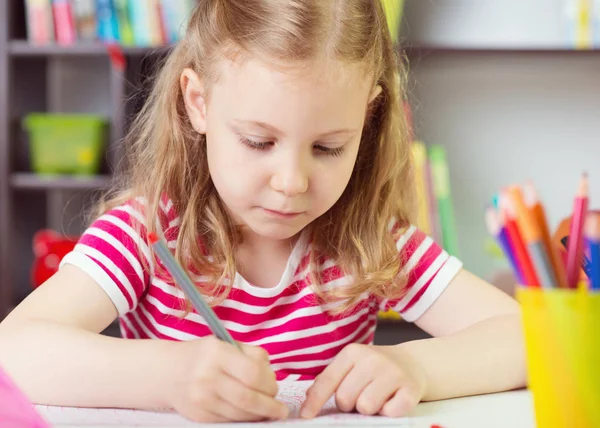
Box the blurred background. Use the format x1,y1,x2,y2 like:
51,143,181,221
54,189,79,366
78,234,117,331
0,0,599,341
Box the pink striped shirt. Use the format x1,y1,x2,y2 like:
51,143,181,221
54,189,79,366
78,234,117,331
60,199,462,381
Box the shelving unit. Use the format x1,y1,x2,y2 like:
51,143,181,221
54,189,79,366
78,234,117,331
0,0,170,317
1,0,599,320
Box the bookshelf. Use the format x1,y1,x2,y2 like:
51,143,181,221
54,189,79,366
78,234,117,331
1,0,599,321
0,0,174,317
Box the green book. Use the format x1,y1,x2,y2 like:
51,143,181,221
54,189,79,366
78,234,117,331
428,145,460,257
114,0,135,46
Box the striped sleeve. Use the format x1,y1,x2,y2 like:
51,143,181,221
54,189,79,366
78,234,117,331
380,225,463,322
59,201,154,316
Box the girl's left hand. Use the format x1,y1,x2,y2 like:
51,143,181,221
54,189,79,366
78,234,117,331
300,344,428,418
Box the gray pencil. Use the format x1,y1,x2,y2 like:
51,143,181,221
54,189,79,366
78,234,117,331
148,232,240,349
528,241,558,289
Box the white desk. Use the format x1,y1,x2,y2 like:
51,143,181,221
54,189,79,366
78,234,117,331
38,389,535,428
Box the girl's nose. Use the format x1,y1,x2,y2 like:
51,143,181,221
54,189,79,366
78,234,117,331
270,155,309,197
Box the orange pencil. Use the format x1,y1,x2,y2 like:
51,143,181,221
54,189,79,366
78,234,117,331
500,193,541,287
508,186,558,288
523,181,568,288
566,173,589,289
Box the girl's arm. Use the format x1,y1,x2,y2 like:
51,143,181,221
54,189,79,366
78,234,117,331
398,269,526,400
0,264,287,423
0,264,176,409
301,269,526,418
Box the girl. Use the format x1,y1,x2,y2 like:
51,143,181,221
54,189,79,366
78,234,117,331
0,0,526,423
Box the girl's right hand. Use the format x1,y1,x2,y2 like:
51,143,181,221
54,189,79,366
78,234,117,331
168,336,289,423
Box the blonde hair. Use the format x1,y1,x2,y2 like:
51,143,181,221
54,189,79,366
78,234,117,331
98,0,415,312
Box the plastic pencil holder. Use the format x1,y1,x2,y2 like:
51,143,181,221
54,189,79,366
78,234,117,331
516,286,600,428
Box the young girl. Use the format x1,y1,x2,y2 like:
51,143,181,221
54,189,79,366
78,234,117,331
0,0,526,423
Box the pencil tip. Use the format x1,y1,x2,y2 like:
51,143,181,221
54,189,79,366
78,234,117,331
578,172,589,196
147,232,159,244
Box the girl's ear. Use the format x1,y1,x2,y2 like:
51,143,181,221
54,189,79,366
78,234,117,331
180,68,208,134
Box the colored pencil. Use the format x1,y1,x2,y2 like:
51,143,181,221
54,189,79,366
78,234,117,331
585,214,600,291
147,232,240,349
566,173,589,289
499,193,540,287
560,236,592,280
508,186,558,288
524,181,568,288
485,205,524,284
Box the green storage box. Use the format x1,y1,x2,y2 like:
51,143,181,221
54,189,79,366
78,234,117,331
23,113,107,176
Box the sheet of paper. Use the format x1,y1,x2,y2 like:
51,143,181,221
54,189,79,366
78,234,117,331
36,381,415,427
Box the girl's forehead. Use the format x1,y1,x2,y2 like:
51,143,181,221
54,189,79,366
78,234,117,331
213,54,374,94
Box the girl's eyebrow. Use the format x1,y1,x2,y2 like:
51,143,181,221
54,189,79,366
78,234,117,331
230,119,358,138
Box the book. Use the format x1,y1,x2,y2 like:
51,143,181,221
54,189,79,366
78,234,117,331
72,0,97,41
24,0,55,44
51,0,77,45
96,0,119,43
429,145,460,257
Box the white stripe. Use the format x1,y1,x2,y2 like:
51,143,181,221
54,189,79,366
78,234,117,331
392,251,449,312
151,277,185,299
164,199,173,213
269,316,373,360
284,374,301,381
120,315,140,339
168,218,181,228
60,251,130,316
73,243,138,307
86,227,144,284
387,217,397,231
114,205,146,229
129,310,159,339
402,257,463,322
101,210,152,269
246,306,370,346
401,236,435,275
139,300,199,341
217,286,314,315
271,357,334,371
395,225,417,252
146,290,329,334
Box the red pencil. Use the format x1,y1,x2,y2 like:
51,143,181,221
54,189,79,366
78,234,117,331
566,173,589,288
500,193,541,287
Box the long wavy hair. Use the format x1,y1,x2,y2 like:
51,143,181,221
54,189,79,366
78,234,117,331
97,0,415,312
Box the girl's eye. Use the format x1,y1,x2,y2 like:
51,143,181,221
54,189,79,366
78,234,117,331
240,137,273,150
240,137,345,157
314,145,345,157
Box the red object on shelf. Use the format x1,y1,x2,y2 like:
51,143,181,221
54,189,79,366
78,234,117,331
31,229,79,288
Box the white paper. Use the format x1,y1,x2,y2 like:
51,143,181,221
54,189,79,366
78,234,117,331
36,381,414,427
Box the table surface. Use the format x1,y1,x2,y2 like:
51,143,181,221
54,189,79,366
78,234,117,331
37,389,536,428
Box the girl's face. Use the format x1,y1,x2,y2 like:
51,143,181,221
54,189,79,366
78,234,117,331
182,57,378,243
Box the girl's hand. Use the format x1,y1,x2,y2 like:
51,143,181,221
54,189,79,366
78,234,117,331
168,336,289,423
300,344,428,418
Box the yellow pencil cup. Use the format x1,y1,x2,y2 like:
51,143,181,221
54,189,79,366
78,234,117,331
517,286,600,428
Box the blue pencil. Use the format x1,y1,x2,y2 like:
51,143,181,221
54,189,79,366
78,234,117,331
585,215,600,291
486,206,524,283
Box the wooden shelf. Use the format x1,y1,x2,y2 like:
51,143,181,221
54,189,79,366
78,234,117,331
10,173,112,190
9,40,172,57
403,44,600,56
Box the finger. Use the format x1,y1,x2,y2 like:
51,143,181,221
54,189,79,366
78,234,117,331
220,345,278,397
210,393,270,422
355,375,402,416
216,372,289,421
379,387,420,418
240,344,271,364
334,364,375,413
300,353,355,418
